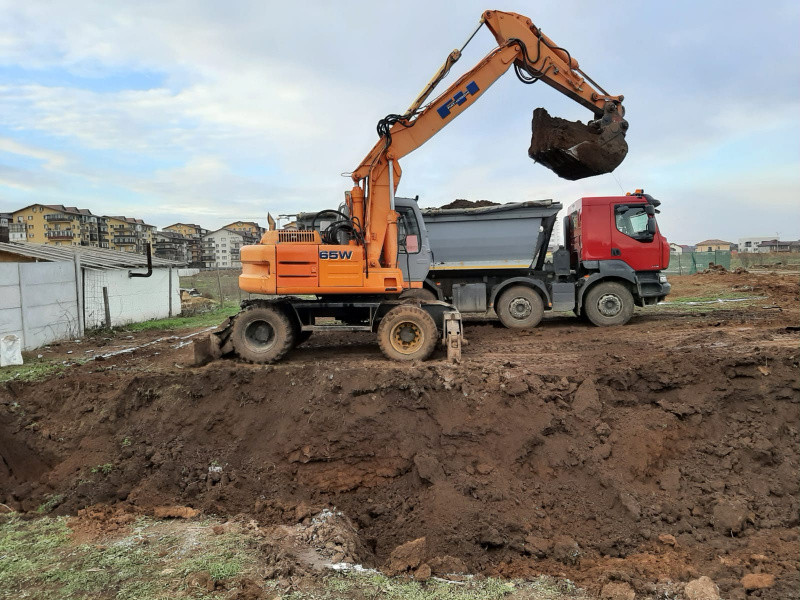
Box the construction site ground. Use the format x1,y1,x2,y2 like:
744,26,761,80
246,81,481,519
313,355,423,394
1,271,798,600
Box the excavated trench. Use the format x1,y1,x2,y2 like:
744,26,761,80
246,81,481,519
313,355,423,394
2,322,798,598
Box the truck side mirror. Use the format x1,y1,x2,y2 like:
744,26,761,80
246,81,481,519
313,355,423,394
647,217,657,235
645,205,655,216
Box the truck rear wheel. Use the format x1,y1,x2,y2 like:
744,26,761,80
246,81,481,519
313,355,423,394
583,281,634,326
377,305,438,361
231,305,296,363
496,285,544,329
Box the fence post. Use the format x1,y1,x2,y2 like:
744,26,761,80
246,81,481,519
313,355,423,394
102,286,111,328
168,266,173,318
17,263,29,350
73,254,84,337
216,269,224,304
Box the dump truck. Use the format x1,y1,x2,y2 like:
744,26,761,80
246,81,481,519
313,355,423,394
391,190,671,327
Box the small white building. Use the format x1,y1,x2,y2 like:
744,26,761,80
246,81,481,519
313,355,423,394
738,236,775,253
201,228,247,269
0,242,181,350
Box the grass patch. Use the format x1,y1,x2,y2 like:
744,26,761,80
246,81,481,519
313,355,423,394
0,515,260,600
120,302,239,333
36,494,65,515
0,359,67,384
0,515,71,593
282,570,587,600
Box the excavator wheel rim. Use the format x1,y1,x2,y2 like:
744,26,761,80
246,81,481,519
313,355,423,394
377,305,438,362
244,319,277,351
230,304,296,364
390,320,424,355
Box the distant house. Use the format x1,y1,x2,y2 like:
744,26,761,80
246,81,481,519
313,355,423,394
695,239,732,252
758,239,800,253
739,236,775,253
669,243,695,254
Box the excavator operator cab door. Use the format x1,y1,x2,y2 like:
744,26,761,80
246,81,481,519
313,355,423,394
395,198,432,285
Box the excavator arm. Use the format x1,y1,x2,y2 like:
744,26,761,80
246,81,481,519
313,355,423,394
348,10,629,272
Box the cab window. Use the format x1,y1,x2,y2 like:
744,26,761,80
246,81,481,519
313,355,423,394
615,205,651,241
397,207,420,253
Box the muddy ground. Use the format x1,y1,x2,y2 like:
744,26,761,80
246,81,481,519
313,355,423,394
1,272,798,599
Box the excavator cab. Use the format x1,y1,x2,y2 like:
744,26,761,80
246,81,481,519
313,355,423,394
529,103,628,180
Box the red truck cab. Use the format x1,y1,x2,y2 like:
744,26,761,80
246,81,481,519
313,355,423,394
564,189,671,319
567,190,669,271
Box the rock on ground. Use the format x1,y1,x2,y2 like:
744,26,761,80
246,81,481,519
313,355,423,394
684,576,720,600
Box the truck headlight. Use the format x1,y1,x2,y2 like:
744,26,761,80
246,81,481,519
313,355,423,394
659,274,668,283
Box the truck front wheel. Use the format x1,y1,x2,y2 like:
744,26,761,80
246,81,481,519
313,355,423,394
377,305,438,361
583,282,634,326
496,285,544,329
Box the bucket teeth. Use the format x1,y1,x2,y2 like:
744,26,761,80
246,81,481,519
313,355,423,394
529,108,628,180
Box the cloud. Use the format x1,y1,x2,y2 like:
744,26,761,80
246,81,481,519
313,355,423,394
0,0,796,241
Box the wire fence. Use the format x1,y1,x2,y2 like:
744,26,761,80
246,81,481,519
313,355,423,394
665,251,731,275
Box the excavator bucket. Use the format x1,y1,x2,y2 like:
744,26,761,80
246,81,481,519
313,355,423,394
528,106,628,180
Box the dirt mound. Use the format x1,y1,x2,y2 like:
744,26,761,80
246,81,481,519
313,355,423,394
438,199,500,209
2,332,798,597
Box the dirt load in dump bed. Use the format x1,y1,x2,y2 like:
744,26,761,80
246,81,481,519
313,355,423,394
529,108,628,180
438,199,500,209
1,272,798,599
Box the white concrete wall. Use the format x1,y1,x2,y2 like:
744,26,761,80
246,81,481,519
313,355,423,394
0,261,81,350
84,267,181,328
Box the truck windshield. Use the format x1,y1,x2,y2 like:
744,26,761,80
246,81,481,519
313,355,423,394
615,205,652,241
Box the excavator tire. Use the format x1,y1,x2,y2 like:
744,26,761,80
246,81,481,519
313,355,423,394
399,288,437,301
230,304,296,363
377,305,438,362
583,281,634,327
496,285,544,329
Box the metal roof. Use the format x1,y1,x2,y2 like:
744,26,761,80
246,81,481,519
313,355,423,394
0,242,180,269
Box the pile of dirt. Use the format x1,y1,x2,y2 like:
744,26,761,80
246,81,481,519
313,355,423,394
700,263,728,274
438,199,500,209
529,108,628,180
1,336,798,597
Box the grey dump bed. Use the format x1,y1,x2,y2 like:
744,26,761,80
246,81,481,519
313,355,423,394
420,200,561,271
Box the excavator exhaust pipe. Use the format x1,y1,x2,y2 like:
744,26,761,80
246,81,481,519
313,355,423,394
529,103,629,180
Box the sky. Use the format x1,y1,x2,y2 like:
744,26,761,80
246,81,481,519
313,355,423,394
0,0,798,244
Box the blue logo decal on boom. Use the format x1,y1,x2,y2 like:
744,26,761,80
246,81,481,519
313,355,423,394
436,81,480,119
319,250,353,259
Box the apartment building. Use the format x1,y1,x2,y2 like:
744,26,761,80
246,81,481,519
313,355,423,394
0,213,10,243
11,204,108,247
153,230,190,263
202,228,247,268
164,223,209,268
221,220,264,244
105,216,156,253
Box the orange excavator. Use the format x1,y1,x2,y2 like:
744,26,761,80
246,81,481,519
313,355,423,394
199,10,629,364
